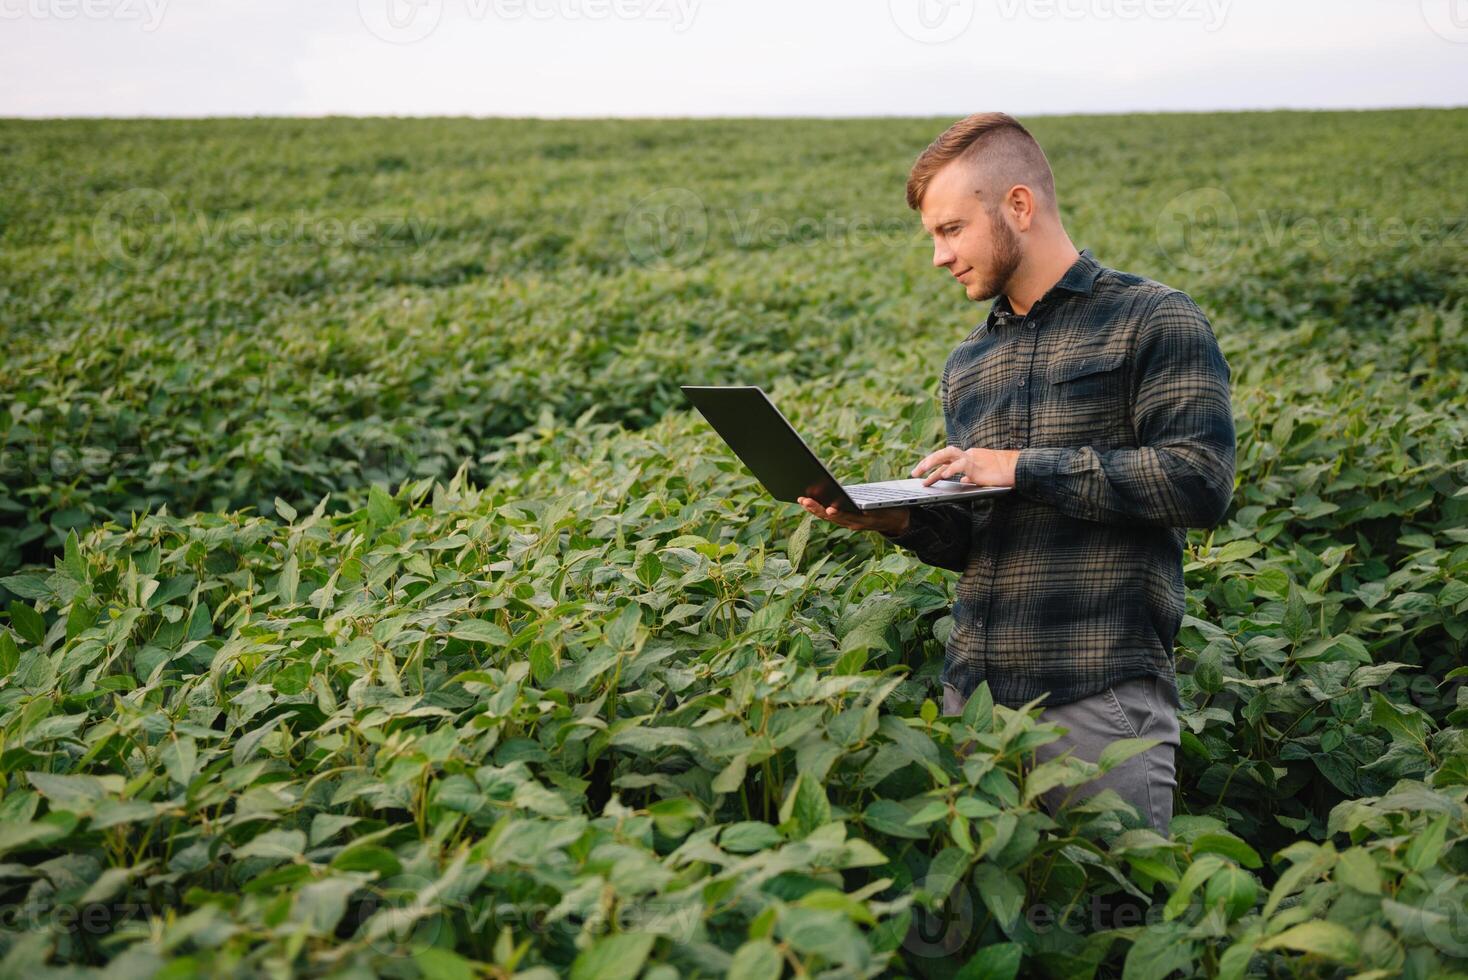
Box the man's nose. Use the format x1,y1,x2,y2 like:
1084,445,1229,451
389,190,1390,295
932,243,953,268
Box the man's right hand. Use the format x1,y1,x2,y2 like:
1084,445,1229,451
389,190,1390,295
797,496,912,537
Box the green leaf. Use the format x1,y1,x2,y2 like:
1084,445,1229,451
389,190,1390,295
1123,923,1197,980
0,630,18,678
570,932,655,980
1282,583,1311,645
777,907,866,970
779,773,831,837
235,829,306,862
961,680,994,732
605,603,643,650
957,942,1023,980
0,574,52,600
1213,540,1261,563
1193,648,1223,693
1190,832,1262,869
6,602,45,647
1203,866,1258,922
647,798,701,838
1405,813,1449,872
1370,689,1427,744
450,619,510,645
971,863,1025,934
727,939,782,980
62,530,87,584
528,640,556,685
414,947,476,980
711,752,749,794
861,800,928,840
159,736,198,787
291,877,360,935
1258,921,1359,962
720,821,781,853
367,484,399,527
788,511,813,571
1163,854,1226,921
745,596,793,637
1332,848,1380,894
331,844,402,877
1098,737,1160,773
278,553,299,604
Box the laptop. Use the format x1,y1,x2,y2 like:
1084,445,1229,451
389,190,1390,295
681,385,1012,512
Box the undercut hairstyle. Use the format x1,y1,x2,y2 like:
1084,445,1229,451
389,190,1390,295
905,112,1058,214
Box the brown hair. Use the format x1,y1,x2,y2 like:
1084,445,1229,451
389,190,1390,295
905,112,1057,212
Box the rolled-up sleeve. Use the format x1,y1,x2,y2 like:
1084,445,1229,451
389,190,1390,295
1013,290,1236,529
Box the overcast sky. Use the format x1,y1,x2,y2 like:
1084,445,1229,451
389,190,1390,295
3,0,1464,117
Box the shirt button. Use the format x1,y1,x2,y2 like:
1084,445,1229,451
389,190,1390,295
975,617,984,629
1018,379,1026,388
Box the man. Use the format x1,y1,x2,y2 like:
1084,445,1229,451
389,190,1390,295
796,112,1235,835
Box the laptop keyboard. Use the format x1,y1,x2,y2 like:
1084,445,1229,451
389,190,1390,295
845,483,920,502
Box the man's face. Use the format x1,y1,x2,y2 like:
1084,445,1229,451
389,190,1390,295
920,160,1023,303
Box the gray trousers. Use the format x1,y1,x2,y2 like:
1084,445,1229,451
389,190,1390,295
944,673,1181,834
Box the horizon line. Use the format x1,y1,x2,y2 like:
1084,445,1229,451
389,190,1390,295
3,103,1466,123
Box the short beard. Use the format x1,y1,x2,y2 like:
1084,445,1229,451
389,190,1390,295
971,209,1023,302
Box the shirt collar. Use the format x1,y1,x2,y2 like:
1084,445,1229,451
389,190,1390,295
986,248,1102,325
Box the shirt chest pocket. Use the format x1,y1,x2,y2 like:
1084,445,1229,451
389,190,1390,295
1039,348,1133,447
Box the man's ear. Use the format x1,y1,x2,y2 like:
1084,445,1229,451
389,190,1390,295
1007,185,1037,232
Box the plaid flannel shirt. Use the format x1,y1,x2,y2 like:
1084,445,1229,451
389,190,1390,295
884,249,1236,709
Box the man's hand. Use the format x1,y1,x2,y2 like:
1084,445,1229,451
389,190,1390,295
797,496,911,536
912,446,1020,488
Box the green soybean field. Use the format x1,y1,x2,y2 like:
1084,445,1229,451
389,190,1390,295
0,109,1466,978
